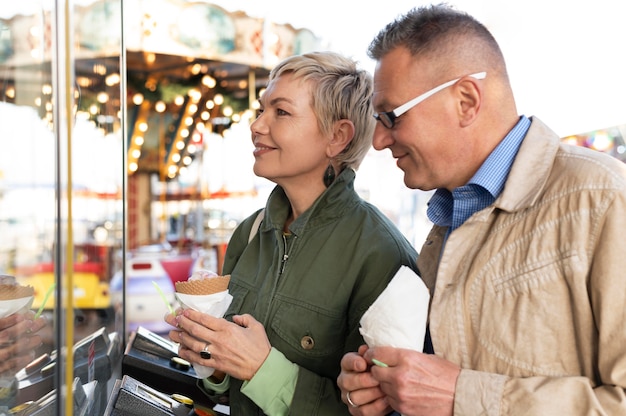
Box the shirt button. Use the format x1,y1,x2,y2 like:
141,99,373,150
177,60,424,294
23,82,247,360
300,336,315,350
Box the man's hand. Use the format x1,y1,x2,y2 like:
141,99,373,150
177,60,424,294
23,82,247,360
364,347,461,416
337,345,392,415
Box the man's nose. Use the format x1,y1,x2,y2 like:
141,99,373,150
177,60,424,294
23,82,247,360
372,123,393,151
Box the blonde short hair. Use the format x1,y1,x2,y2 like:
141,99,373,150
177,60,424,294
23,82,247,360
269,51,375,170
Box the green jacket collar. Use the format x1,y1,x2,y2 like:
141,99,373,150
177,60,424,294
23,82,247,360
261,168,359,236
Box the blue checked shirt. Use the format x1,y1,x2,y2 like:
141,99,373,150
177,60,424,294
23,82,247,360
393,118,531,416
427,116,531,231
391,117,531,416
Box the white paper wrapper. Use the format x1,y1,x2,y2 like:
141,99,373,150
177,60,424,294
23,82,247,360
0,296,34,318
175,291,233,317
359,266,430,351
175,290,233,378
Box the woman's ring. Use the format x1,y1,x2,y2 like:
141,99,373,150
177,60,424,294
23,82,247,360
200,343,211,360
346,391,358,408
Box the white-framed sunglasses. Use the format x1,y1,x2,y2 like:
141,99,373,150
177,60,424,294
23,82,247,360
374,71,487,129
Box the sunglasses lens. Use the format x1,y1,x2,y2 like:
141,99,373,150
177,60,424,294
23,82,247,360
374,113,394,129
381,113,394,129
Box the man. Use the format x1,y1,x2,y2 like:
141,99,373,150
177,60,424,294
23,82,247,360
337,4,626,415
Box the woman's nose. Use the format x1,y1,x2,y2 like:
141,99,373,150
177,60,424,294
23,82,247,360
250,113,266,135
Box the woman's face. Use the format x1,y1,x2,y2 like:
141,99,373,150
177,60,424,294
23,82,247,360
250,73,330,189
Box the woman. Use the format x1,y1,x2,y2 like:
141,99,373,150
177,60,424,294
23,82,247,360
166,51,418,415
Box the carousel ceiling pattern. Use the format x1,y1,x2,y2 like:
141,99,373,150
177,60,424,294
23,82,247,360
0,0,321,179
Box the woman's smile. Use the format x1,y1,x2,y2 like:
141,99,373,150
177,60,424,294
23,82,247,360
253,143,275,157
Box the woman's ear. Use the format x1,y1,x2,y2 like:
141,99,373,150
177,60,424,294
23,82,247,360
456,77,482,127
328,119,355,157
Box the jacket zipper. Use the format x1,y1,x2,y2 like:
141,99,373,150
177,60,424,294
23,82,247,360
280,233,296,275
263,232,297,326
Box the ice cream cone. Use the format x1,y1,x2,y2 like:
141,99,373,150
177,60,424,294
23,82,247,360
0,284,34,301
175,275,230,295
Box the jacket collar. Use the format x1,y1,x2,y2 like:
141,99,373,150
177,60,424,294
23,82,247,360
418,117,561,291
494,117,560,213
261,168,359,236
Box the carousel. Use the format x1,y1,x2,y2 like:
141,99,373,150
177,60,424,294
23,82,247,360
0,0,320,250
0,0,320,316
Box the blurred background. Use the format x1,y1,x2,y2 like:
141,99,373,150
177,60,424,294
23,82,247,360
0,1,623,412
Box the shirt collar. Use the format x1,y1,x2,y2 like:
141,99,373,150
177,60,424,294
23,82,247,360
427,115,531,227
468,115,531,198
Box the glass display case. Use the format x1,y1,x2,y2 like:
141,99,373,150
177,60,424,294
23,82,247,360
0,0,124,414
0,1,320,414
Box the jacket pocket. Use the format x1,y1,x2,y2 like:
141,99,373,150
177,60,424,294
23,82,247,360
269,299,346,374
471,253,585,377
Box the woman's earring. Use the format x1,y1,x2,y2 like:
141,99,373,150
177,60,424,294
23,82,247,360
323,163,336,187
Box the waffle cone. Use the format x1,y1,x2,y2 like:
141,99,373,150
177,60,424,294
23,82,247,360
0,284,34,300
175,275,230,295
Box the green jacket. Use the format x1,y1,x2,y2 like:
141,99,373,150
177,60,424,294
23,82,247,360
220,168,419,415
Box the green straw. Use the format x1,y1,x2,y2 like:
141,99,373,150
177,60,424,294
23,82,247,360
152,281,175,315
34,283,56,319
372,358,389,368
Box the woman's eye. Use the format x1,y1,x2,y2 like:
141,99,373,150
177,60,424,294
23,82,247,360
276,108,288,116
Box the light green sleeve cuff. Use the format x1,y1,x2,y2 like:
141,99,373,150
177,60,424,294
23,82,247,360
241,347,298,415
201,373,231,395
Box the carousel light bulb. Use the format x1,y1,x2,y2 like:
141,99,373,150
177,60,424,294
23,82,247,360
202,75,216,88
97,92,109,103
133,93,144,105
155,101,166,112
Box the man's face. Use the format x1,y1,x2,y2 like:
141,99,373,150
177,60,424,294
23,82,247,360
371,47,468,191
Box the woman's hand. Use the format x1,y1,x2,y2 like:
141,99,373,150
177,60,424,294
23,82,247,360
167,309,271,381
0,311,46,376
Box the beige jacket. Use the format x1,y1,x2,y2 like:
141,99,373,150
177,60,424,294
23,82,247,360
417,117,626,415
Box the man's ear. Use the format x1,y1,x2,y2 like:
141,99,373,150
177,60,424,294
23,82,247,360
456,77,482,127
328,119,355,157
